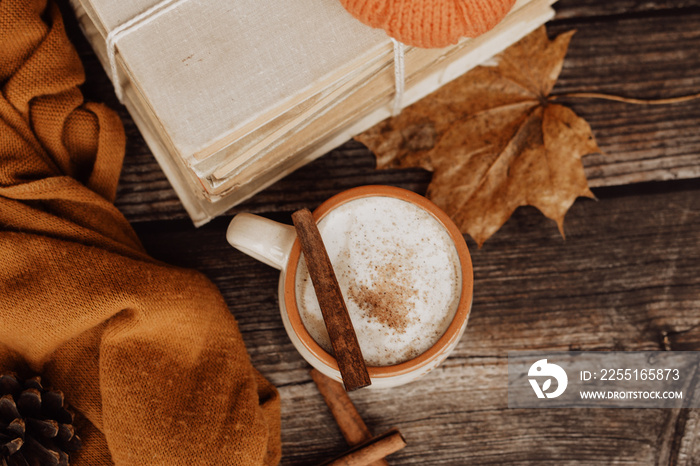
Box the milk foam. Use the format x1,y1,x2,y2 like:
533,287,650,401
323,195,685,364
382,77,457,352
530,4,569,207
295,196,462,366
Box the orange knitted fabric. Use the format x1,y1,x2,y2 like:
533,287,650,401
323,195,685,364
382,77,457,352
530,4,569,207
339,0,516,48
0,0,281,464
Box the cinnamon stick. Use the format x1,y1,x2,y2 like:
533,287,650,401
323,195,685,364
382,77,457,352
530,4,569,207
311,369,388,466
292,208,370,391
321,429,406,466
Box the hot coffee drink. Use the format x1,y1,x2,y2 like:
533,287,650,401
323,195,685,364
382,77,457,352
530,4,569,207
228,185,473,387
295,196,462,366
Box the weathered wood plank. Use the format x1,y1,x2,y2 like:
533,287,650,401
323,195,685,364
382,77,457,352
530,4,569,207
59,0,700,224
133,182,700,464
549,12,700,189
554,0,700,20
675,409,700,465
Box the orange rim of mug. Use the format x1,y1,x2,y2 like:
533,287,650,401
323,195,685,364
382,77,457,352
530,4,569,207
284,185,473,379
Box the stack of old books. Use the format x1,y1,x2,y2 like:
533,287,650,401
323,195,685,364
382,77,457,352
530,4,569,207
69,0,557,225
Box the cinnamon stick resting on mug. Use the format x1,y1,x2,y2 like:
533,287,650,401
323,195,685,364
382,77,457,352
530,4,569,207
292,208,371,391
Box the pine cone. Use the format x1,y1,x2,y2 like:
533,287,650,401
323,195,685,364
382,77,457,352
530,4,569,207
0,373,81,466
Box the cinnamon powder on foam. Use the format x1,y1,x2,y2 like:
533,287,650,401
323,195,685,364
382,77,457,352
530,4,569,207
346,253,418,334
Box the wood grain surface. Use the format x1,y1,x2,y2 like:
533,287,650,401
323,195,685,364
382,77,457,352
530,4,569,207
60,0,700,463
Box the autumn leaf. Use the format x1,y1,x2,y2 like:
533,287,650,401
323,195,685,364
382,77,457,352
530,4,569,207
356,27,601,246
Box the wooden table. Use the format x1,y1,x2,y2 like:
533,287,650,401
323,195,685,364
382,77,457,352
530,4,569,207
63,0,700,463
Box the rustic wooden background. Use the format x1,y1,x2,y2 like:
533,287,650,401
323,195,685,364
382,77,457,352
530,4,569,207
61,0,700,463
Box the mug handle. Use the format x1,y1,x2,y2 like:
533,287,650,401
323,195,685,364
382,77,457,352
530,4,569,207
226,213,297,270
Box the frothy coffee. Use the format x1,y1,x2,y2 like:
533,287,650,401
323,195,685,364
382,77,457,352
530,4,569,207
295,196,462,366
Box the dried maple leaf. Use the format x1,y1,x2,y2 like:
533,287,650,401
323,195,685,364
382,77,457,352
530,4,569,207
356,27,601,246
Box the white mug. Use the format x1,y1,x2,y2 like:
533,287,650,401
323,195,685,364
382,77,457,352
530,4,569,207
227,185,473,388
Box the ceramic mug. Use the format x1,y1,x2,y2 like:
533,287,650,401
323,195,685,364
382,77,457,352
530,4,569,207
226,185,473,388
